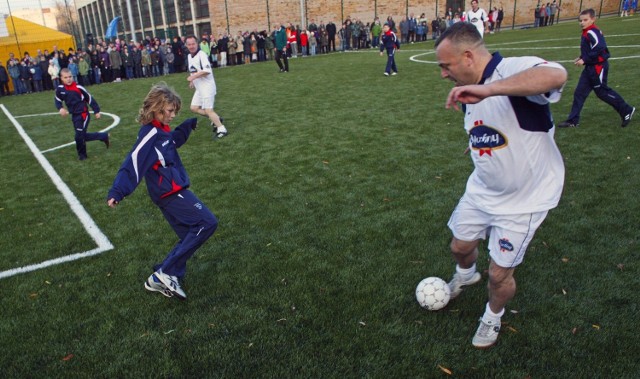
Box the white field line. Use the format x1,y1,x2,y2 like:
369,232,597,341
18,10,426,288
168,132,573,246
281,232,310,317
14,111,121,153
0,104,114,280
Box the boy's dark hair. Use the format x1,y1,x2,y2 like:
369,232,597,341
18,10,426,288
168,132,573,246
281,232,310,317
580,8,596,18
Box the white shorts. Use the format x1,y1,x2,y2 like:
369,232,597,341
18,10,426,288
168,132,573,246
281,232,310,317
191,90,215,109
448,197,549,268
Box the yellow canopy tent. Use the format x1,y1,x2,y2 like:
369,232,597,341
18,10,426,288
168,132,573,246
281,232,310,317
1,15,76,59
1,16,76,92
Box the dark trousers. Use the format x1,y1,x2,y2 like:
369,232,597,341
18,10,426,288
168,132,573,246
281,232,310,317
158,190,218,279
384,49,397,74
72,113,108,159
275,49,289,72
328,36,336,51
0,80,8,95
567,62,632,123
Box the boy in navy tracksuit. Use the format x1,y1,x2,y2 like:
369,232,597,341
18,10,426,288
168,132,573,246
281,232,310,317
107,82,217,300
379,23,400,76
559,9,635,128
55,68,109,160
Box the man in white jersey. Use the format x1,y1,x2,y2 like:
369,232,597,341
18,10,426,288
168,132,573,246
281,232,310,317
467,0,489,37
185,35,228,139
434,22,567,348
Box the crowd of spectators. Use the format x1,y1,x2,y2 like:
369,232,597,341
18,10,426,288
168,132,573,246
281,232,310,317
0,8,516,97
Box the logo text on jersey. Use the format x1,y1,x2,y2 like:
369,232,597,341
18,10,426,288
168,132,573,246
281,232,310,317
469,121,508,157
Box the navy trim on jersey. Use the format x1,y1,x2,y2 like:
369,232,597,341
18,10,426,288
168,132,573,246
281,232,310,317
479,52,503,85
508,96,553,132
479,52,553,133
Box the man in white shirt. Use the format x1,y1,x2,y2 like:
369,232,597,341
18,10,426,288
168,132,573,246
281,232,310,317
466,0,489,37
185,35,228,139
434,22,567,348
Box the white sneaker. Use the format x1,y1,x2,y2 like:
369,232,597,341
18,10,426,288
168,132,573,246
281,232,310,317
472,318,501,348
448,271,481,299
144,273,173,298
154,269,187,300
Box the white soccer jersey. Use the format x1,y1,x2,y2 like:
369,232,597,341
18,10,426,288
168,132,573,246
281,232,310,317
188,50,216,95
462,53,565,215
467,8,488,36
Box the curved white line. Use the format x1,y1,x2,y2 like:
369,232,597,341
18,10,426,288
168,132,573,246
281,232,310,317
31,111,121,153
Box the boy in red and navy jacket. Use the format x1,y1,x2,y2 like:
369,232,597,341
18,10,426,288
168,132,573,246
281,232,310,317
54,68,109,160
107,82,217,300
379,23,400,76
559,9,635,128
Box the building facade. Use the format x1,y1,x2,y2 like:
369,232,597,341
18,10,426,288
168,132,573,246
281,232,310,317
74,0,622,45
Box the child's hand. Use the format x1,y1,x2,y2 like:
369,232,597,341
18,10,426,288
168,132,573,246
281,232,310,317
59,108,69,117
107,198,118,208
95,112,101,119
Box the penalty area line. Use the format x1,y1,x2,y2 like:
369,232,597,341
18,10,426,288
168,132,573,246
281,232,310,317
0,104,114,280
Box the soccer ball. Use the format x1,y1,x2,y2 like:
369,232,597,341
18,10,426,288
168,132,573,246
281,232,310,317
415,277,451,311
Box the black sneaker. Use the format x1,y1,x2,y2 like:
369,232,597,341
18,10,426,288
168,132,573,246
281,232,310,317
557,120,579,128
104,133,110,149
621,107,635,127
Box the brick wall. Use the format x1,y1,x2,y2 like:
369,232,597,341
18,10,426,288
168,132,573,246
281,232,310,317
208,0,621,37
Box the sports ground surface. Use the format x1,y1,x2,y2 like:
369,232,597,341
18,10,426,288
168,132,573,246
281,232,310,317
1,16,639,377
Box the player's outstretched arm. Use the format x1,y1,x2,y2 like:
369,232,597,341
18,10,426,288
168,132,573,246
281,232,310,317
446,66,567,110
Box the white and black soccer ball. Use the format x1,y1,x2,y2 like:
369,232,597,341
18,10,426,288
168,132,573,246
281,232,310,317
416,277,451,311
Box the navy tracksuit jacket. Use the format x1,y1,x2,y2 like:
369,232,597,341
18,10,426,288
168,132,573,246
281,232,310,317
108,118,217,278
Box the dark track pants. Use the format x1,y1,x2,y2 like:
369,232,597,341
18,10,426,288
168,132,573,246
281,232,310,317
158,190,218,279
72,113,108,159
567,62,632,123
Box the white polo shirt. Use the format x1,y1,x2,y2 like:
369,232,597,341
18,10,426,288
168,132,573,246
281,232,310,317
467,8,488,36
462,53,565,215
188,49,216,96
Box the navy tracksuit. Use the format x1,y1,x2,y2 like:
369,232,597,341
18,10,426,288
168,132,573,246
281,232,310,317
54,82,108,159
380,30,400,74
108,118,218,279
566,24,633,124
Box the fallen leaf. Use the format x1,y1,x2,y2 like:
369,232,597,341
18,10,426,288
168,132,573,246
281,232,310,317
561,257,569,263
383,197,391,202
164,329,175,334
322,160,329,164
359,321,366,326
45,281,51,285
592,324,600,330
62,354,74,361
266,243,272,247
571,327,578,335
507,326,518,333
248,343,253,348
277,318,287,322
510,310,519,314
29,293,38,299
542,241,549,248
562,288,567,295
438,365,452,375
617,264,624,271
435,176,442,179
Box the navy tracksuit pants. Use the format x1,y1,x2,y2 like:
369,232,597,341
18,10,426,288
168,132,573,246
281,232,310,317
384,48,397,74
157,190,218,279
72,113,108,159
567,61,632,123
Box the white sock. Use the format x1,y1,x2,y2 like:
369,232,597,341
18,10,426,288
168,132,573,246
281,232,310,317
456,263,477,280
217,125,227,133
482,302,504,323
